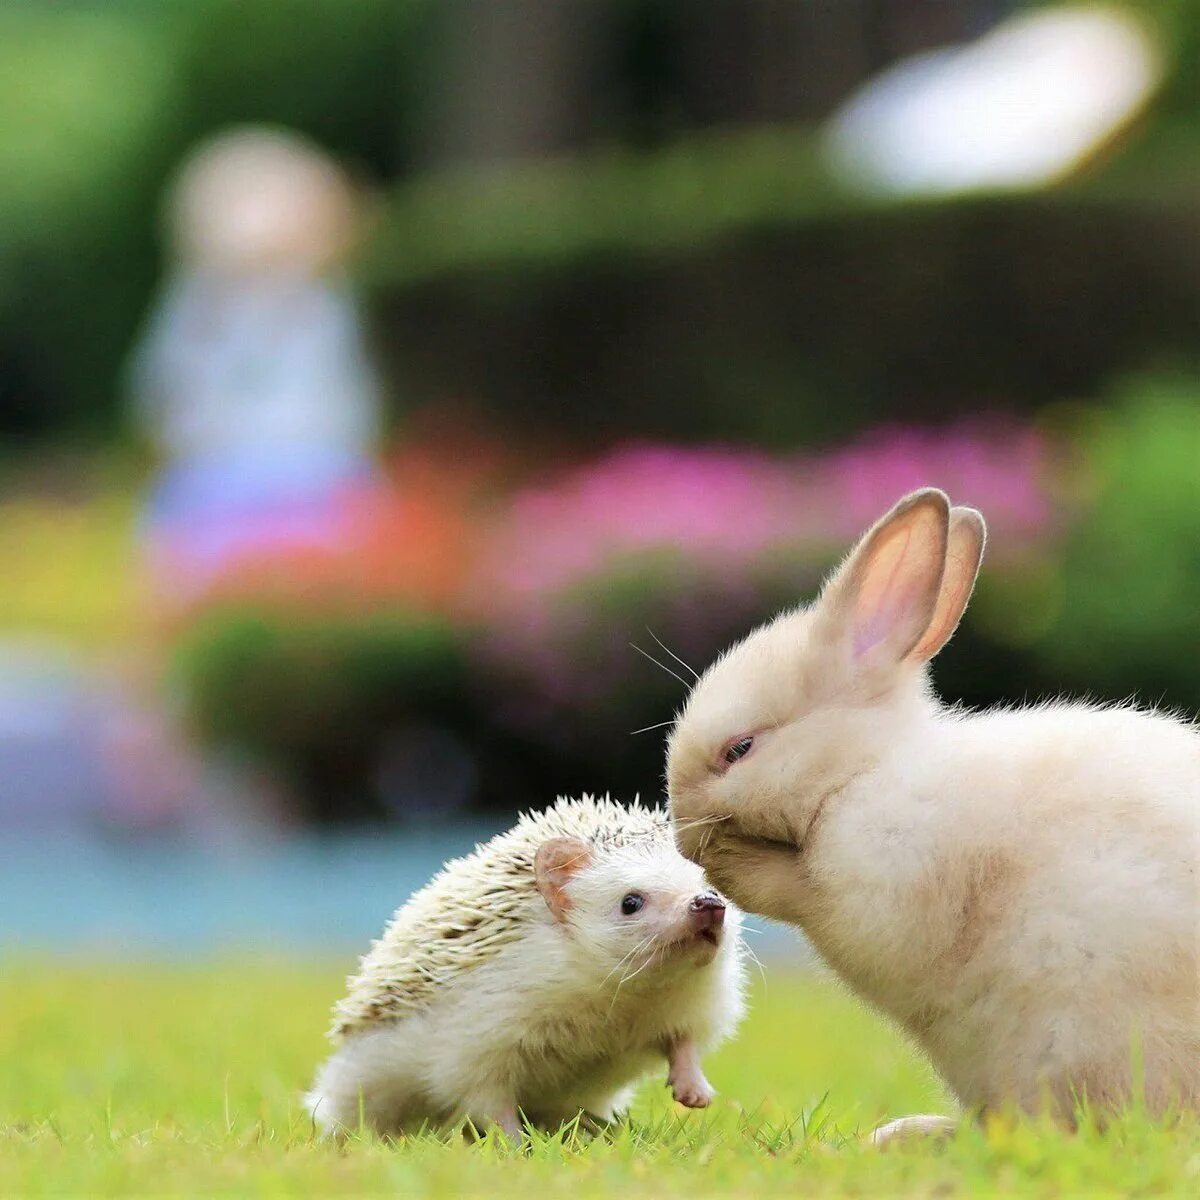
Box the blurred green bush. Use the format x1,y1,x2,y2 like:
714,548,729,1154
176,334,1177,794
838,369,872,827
0,4,177,439
1038,377,1200,714
0,0,433,443
171,607,472,823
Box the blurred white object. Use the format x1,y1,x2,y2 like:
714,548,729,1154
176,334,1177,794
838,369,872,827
128,127,383,594
168,126,359,277
824,5,1162,196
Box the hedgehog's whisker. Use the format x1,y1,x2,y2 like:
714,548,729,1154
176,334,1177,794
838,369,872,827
600,934,656,990
605,935,658,1009
599,947,641,990
644,627,700,683
613,948,658,997
629,643,692,691
740,937,769,992
670,814,730,835
696,818,723,859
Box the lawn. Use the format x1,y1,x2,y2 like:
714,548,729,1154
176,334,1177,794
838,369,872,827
0,960,1195,1197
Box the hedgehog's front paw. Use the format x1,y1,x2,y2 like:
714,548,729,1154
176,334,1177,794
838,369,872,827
667,1064,715,1108
665,1036,715,1108
671,1075,715,1109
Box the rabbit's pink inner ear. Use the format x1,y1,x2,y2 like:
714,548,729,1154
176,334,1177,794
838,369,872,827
910,506,986,662
846,492,950,665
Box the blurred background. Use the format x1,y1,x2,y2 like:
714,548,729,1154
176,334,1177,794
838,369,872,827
0,0,1197,953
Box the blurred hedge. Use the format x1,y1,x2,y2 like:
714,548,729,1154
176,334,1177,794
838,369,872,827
368,167,1200,446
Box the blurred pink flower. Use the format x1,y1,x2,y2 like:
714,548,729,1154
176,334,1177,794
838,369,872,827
474,446,807,606
475,421,1051,620
818,424,1051,542
468,419,1056,739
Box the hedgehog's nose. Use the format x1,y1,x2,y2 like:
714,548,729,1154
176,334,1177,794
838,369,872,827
688,893,726,929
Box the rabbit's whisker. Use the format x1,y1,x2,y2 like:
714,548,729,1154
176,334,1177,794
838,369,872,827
630,719,676,736
629,643,693,691
644,627,700,683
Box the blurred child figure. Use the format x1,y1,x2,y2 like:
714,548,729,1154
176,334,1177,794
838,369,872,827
128,127,383,604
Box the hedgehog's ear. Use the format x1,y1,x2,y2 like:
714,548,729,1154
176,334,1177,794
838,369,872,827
535,837,592,923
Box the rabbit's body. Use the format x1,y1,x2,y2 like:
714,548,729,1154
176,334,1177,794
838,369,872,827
799,699,1198,1115
668,489,1199,1129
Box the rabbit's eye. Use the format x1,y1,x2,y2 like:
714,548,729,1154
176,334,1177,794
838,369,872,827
721,735,754,766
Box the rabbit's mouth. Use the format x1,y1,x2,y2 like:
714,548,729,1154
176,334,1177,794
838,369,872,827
722,789,835,858
737,831,798,854
717,816,800,857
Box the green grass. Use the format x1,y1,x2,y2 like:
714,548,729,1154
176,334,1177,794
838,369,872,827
1,961,1195,1197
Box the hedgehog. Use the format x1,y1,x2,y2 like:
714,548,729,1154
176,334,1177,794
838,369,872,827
306,795,745,1138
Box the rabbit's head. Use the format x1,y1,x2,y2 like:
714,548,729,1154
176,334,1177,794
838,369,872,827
667,488,985,921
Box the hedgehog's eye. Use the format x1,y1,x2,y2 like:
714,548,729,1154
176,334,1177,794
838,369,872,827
720,735,754,768
620,892,645,916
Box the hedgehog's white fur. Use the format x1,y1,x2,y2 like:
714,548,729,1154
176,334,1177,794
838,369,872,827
308,795,745,1136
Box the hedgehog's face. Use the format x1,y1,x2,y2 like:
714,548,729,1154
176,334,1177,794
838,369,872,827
535,836,736,981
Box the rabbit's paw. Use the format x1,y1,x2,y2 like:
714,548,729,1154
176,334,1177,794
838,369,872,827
868,1114,956,1149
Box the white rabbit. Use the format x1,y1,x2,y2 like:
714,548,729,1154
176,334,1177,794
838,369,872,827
667,488,1199,1141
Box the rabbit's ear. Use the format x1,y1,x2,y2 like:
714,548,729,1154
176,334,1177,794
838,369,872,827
910,506,986,662
816,488,950,669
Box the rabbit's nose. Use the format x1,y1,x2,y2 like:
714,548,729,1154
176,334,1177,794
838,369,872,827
688,893,726,928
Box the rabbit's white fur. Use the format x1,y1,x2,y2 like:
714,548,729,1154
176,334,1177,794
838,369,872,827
668,488,1199,1130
